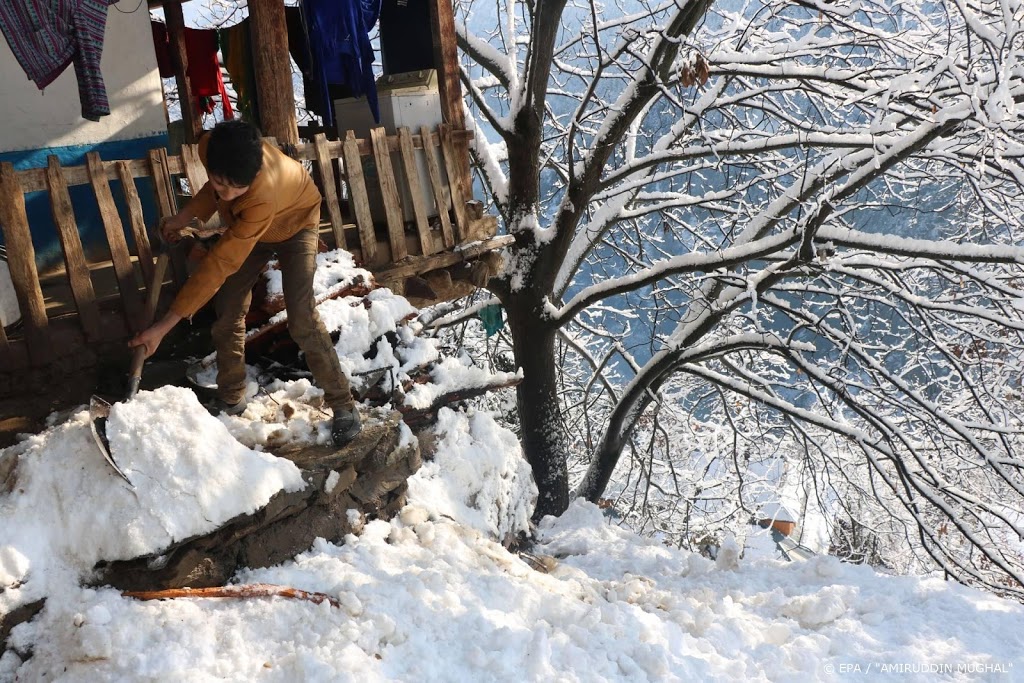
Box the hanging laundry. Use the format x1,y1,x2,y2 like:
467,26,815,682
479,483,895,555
285,5,322,119
0,0,118,121
302,0,381,128
219,20,257,123
151,21,234,120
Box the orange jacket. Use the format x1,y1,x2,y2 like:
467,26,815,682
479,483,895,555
170,136,322,318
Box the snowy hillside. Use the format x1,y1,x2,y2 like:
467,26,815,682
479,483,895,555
1,250,1022,681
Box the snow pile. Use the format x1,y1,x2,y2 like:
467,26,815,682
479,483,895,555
408,407,536,539
5,492,1023,681
0,386,304,621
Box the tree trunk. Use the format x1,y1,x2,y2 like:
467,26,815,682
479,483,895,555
507,303,569,520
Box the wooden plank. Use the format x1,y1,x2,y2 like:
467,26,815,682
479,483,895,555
420,125,454,248
179,143,209,197
439,124,468,242
0,162,51,364
342,130,377,265
372,234,514,280
116,160,154,286
148,148,188,288
397,127,434,256
370,127,407,261
313,133,346,249
148,149,175,218
47,156,101,342
87,152,145,331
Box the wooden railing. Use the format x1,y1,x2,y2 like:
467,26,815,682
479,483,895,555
0,125,504,371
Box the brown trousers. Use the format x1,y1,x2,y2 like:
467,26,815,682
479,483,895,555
210,227,354,412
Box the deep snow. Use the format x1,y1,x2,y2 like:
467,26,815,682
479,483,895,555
1,252,1022,682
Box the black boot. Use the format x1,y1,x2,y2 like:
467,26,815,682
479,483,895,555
331,407,362,447
205,396,247,416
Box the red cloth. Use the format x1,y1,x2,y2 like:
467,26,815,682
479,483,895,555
151,21,234,119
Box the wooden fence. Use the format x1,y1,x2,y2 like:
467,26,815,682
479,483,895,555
0,124,507,371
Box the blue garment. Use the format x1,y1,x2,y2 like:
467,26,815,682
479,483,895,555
302,0,381,127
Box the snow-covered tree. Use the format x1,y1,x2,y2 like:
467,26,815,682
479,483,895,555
451,0,1024,595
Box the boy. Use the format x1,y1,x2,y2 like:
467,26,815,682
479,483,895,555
129,120,361,447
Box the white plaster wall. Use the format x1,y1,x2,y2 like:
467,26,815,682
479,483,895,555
0,4,166,153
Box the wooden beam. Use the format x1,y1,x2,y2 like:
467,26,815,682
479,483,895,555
163,0,201,142
312,133,345,249
439,124,467,242
397,127,434,256
0,163,51,365
179,143,209,195
46,156,101,342
249,0,298,145
370,127,407,261
148,148,188,288
116,161,154,286
370,234,513,280
342,130,377,265
420,125,454,248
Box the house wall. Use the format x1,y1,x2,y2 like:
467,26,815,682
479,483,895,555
0,4,169,270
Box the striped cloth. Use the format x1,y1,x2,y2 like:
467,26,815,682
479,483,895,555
0,0,118,121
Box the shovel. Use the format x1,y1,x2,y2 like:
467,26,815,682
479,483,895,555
90,250,171,486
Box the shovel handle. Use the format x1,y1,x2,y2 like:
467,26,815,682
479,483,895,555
143,252,171,325
127,252,171,398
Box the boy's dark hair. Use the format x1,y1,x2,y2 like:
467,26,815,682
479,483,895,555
205,120,264,186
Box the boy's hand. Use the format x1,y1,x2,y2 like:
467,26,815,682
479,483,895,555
159,215,189,244
128,313,182,358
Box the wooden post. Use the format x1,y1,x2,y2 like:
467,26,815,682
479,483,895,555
164,0,201,143
427,0,472,195
249,0,298,145
0,163,51,364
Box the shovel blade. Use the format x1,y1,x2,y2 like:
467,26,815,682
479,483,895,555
89,395,134,487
